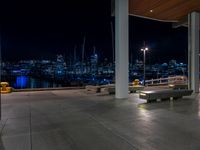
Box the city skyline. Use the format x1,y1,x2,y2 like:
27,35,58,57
1,52,187,89
2,0,188,63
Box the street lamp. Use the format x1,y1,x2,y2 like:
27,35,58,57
141,47,148,86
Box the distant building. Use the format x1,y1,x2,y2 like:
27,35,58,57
91,53,98,75
54,55,66,78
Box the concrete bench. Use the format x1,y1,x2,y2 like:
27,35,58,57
85,85,99,92
168,84,188,90
129,85,144,93
107,87,115,94
139,89,193,103
107,85,144,94
85,84,114,93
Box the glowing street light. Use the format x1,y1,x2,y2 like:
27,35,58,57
141,47,148,86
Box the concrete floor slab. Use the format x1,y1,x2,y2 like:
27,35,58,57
1,89,200,150
1,134,31,150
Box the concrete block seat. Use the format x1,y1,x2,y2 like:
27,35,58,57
85,84,115,93
129,85,144,93
85,85,100,92
139,89,193,103
168,84,188,90
107,87,115,94
107,85,144,94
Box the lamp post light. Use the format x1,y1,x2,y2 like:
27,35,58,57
141,47,148,86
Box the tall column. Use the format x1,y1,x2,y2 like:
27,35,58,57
0,32,1,120
115,0,129,99
188,12,199,93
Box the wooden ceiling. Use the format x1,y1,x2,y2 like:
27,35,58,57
129,0,200,22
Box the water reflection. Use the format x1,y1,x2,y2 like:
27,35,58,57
14,76,28,88
138,104,151,121
12,76,61,89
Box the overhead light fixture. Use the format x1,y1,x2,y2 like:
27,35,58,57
150,10,153,13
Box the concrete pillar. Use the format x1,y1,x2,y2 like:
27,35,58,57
188,12,199,93
115,0,129,99
0,32,1,120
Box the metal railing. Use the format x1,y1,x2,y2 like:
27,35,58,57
145,76,187,86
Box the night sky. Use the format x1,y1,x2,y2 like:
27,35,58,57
2,0,188,63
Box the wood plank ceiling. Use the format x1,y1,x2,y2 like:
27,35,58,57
129,0,200,22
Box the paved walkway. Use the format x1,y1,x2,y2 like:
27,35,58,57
1,89,200,150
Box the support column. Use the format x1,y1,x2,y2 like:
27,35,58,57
188,12,199,93
0,32,1,120
115,0,129,99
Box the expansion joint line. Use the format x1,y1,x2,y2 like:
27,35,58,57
0,119,8,136
28,98,33,150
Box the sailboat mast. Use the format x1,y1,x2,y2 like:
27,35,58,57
93,46,96,54
82,36,86,74
74,45,77,64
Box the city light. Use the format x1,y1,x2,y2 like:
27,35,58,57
1,54,187,89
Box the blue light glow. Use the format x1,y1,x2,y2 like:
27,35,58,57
15,76,28,88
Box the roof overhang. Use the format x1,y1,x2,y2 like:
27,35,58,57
112,0,200,23
129,0,200,22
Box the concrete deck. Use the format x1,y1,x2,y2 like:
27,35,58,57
1,89,200,150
